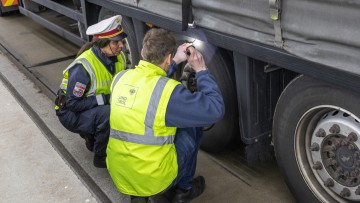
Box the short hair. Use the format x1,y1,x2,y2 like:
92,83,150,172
142,28,176,65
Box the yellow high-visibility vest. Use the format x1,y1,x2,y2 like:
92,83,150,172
55,48,126,109
107,60,180,196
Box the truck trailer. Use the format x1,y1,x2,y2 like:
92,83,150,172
17,0,360,202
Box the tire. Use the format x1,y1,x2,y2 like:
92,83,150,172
98,8,140,69
173,35,238,152
273,75,360,202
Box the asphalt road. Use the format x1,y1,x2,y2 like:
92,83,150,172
0,12,296,203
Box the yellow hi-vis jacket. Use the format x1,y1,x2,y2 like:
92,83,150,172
55,48,126,109
107,60,181,196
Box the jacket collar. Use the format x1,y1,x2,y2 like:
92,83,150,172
136,60,167,76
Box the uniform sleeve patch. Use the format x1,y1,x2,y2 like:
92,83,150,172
73,82,86,97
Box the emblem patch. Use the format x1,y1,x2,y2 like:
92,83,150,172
73,82,86,97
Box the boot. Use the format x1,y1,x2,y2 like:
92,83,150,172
79,133,95,152
172,176,205,203
93,155,106,168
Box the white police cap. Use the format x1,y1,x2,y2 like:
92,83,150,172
86,15,127,41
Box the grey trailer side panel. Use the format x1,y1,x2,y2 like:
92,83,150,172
116,0,360,75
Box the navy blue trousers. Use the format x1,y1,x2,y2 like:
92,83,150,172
168,127,203,190
57,105,110,157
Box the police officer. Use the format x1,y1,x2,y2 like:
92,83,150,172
107,28,225,202
55,15,127,168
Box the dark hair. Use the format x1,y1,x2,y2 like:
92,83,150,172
142,28,176,66
76,38,111,57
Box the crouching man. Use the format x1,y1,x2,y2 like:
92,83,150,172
107,28,224,202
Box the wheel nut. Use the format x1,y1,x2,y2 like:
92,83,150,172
351,171,357,177
316,128,326,137
313,161,323,170
356,187,360,195
349,144,356,150
329,151,336,158
349,132,358,142
310,143,320,151
334,140,341,147
341,140,349,146
324,178,334,187
340,188,351,197
336,167,344,173
330,124,340,134
355,151,360,159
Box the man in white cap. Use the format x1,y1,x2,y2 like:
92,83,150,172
54,15,127,168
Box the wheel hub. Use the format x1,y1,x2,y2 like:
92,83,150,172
321,135,360,187
310,110,360,200
336,146,355,169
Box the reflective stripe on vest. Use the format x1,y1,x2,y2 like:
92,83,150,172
60,58,97,96
110,74,174,145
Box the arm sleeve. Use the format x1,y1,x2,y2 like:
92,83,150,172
65,64,101,112
165,70,225,127
167,60,177,78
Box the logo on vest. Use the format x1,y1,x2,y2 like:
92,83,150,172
116,84,138,108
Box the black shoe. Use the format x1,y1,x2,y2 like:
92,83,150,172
93,156,106,168
79,133,95,152
172,176,205,203
130,196,149,203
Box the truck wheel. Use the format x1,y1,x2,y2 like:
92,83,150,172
273,75,360,202
98,8,140,69
174,36,238,152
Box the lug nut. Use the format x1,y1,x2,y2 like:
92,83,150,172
349,144,356,150
336,167,344,173
334,140,341,147
324,178,334,187
349,132,358,142
356,187,360,195
313,161,323,170
310,143,320,151
329,124,340,134
329,151,336,158
341,140,349,146
355,151,360,159
351,171,357,177
340,188,351,197
316,128,326,137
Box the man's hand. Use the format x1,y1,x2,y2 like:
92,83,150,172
186,47,206,73
173,43,192,65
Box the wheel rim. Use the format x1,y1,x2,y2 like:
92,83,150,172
296,105,360,202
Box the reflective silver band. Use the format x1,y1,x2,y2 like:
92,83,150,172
144,77,169,136
110,129,174,145
62,58,97,96
96,94,104,105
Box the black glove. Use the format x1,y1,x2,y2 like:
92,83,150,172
103,94,111,105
